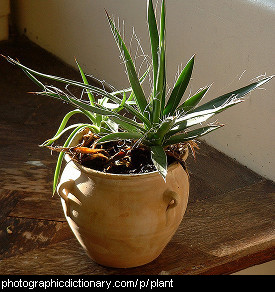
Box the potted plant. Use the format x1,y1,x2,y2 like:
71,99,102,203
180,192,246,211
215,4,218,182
3,0,273,268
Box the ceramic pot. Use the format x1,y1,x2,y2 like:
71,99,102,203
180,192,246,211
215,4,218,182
57,131,189,268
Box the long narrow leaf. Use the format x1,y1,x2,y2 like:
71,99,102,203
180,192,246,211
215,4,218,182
52,124,97,195
166,98,242,138
177,86,209,113
101,119,118,133
154,116,176,144
109,116,139,133
6,57,151,128
75,59,95,106
68,96,146,133
150,145,167,180
152,0,166,123
164,125,223,146
105,11,149,117
38,88,147,133
41,124,86,146
96,132,143,144
159,0,167,114
111,64,151,97
22,67,97,124
167,77,274,137
164,55,195,116
175,97,242,126
114,91,127,112
126,65,152,105
190,76,274,114
167,114,213,138
40,109,98,147
18,66,145,133
147,0,159,94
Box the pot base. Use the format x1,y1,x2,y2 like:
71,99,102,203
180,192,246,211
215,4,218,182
65,212,180,268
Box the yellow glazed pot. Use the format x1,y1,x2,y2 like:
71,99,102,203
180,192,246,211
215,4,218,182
57,131,189,268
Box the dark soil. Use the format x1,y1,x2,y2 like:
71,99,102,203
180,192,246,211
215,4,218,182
48,131,189,174
81,141,157,174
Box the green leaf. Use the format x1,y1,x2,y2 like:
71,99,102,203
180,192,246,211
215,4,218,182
101,119,119,133
164,55,195,116
114,91,127,112
110,117,140,133
22,67,45,89
75,59,95,106
36,88,146,134
41,123,86,146
111,64,151,98
190,76,274,114
177,86,209,113
150,145,167,180
166,98,241,138
159,0,166,113
164,125,223,146
169,77,275,136
40,109,98,146
147,0,159,94
52,124,97,195
154,116,176,144
7,57,151,128
69,98,146,133
96,132,143,144
152,0,166,123
176,98,241,126
105,11,149,117
22,69,97,124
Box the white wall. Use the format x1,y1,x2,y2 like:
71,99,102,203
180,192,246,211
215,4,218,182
13,0,275,181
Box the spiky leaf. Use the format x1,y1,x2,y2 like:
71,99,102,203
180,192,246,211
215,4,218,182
164,55,195,116
190,76,273,114
152,0,166,123
96,132,143,144
177,86,209,113
150,145,167,180
75,59,95,106
105,11,149,117
147,0,159,93
164,125,223,146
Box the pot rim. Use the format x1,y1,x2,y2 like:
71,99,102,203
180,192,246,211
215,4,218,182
64,154,183,180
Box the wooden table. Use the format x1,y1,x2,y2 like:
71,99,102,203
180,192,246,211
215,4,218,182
0,38,274,275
